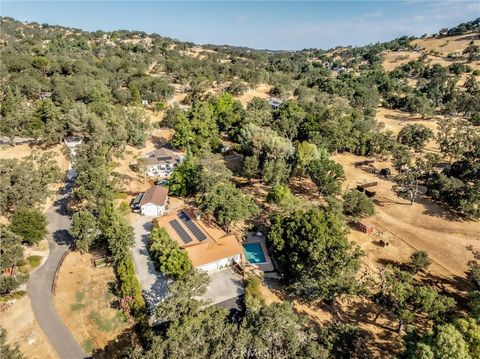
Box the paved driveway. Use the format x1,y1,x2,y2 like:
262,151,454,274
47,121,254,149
202,268,244,305
27,183,86,359
131,216,169,311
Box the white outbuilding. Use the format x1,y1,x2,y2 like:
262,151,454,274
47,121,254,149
139,186,169,217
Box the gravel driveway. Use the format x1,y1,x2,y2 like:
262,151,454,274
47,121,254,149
131,216,169,311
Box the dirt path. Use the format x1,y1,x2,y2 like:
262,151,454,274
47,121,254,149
26,182,86,359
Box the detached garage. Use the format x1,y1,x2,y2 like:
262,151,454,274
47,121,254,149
140,186,168,217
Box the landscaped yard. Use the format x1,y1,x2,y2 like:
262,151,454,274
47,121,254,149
53,251,134,355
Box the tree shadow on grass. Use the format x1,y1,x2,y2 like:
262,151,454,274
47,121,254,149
91,327,139,359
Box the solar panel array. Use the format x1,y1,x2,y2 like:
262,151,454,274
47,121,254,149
178,211,207,242
169,219,192,244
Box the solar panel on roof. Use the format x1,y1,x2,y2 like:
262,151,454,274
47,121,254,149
178,211,207,242
169,219,192,244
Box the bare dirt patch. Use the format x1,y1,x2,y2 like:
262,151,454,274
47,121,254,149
237,84,272,107
1,296,59,359
0,143,69,172
53,252,133,355
381,51,421,71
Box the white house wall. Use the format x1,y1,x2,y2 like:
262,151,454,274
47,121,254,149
196,254,241,271
141,203,166,216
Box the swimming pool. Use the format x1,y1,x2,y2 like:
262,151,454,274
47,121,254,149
243,242,267,264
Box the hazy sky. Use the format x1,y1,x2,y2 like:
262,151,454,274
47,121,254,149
2,1,479,50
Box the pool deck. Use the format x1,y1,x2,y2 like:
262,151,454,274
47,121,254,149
243,232,274,272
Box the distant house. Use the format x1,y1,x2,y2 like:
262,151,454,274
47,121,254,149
268,97,283,110
155,209,244,271
140,147,185,178
140,186,168,216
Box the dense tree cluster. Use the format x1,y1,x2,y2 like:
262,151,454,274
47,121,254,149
0,153,62,213
68,141,145,313
0,154,59,295
124,271,363,359
269,207,363,301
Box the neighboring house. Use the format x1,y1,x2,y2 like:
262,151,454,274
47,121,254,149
155,209,244,271
268,97,283,110
140,147,185,178
140,186,169,216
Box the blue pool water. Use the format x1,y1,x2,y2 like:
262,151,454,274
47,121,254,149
243,242,266,264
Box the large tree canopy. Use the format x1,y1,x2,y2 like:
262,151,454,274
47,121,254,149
268,207,363,301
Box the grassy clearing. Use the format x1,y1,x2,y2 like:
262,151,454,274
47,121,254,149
82,338,94,354
70,291,86,312
87,311,127,332
54,252,134,353
27,255,42,268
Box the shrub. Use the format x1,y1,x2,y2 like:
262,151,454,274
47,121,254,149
343,190,375,218
226,80,248,96
149,227,192,278
244,274,265,311
9,208,48,245
26,255,42,268
409,250,431,273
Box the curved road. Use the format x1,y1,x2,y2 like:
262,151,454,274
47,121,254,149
27,182,86,359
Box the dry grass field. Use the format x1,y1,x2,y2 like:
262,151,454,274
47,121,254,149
1,296,59,359
380,33,480,73
0,143,69,172
381,51,422,71
333,152,479,287
412,34,480,56
375,107,439,152
237,84,272,106
53,252,134,355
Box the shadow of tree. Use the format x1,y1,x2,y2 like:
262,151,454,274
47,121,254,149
52,229,74,246
91,327,139,359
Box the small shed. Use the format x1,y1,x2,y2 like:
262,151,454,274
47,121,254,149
354,221,375,234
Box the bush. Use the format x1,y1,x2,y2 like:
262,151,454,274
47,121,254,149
343,190,375,218
9,208,48,245
226,80,248,96
26,255,42,268
244,274,265,311
0,274,28,296
149,227,192,278
409,250,431,273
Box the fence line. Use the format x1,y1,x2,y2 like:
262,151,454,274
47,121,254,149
52,250,70,295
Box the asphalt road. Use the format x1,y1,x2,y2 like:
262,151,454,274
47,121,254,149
27,183,86,359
